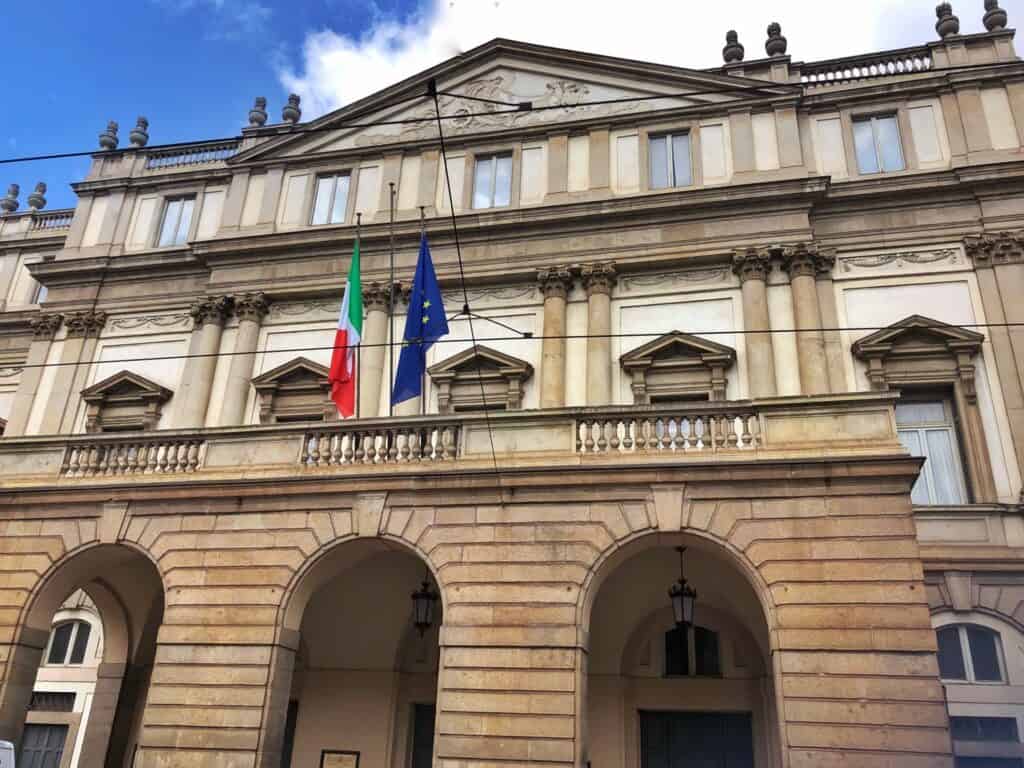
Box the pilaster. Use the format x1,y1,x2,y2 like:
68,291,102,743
219,293,270,426
3,314,62,436
537,265,574,408
580,262,616,406
39,310,107,434
176,296,233,429
783,243,831,396
733,248,777,398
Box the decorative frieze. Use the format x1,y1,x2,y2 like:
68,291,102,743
235,292,270,323
29,313,63,341
622,267,730,290
965,230,1024,268
839,248,961,272
580,262,617,297
536,265,574,299
189,296,234,329
109,314,191,331
64,311,107,339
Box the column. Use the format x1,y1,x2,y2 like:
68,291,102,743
733,249,777,398
39,310,107,435
176,296,233,429
784,244,831,396
537,266,573,408
394,283,420,417
581,262,616,406
4,314,62,436
359,282,391,418
813,250,847,393
219,292,269,426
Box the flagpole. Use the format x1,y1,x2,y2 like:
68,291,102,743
354,212,361,420
419,206,427,417
388,183,396,418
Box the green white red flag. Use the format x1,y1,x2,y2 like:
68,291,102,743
329,240,362,417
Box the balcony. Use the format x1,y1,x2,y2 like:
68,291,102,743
0,393,905,487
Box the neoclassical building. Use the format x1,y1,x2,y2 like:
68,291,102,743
2,4,1024,767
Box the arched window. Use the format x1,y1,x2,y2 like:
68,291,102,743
45,620,92,666
936,624,1005,683
664,625,720,677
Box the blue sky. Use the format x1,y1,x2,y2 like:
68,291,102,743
5,0,1022,211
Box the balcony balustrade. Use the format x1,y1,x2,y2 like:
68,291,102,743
800,46,933,87
142,140,240,170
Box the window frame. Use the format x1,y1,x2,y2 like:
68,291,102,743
895,395,970,506
471,152,514,210
309,171,352,226
663,624,721,678
647,131,693,190
44,619,92,667
852,112,906,175
937,623,1007,685
155,195,196,247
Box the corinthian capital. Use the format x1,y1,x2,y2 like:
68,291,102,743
362,281,392,312
30,313,63,341
189,296,234,329
580,261,617,297
537,265,573,300
732,247,773,284
235,292,269,323
64,311,107,339
965,230,1024,268
782,242,833,280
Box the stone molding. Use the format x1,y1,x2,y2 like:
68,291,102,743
580,262,617,297
80,369,172,433
234,292,270,323
428,344,534,413
189,296,234,329
782,243,835,280
29,313,63,341
362,282,392,312
537,265,574,300
64,311,107,339
252,356,333,424
965,230,1024,268
620,331,736,403
732,248,773,284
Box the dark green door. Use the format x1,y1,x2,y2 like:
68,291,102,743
411,703,436,768
640,711,754,768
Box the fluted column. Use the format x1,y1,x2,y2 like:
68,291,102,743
4,314,62,436
359,282,391,418
537,266,573,408
784,244,831,396
219,292,269,426
40,310,107,434
176,296,233,428
733,248,777,398
581,262,616,405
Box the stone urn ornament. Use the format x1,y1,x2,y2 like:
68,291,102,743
723,30,745,63
249,96,268,127
99,120,119,150
984,0,1008,31
0,184,18,214
935,2,960,37
282,94,302,124
765,22,788,57
27,182,47,211
129,117,149,147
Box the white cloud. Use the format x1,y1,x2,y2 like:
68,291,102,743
279,0,945,119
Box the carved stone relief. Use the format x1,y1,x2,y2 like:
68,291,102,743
838,248,961,273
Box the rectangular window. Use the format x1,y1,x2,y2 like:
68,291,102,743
649,133,692,189
156,196,195,247
19,724,67,768
895,399,968,505
853,114,905,174
950,716,1020,742
472,153,513,209
311,173,351,225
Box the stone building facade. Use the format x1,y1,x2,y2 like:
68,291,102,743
2,5,1024,767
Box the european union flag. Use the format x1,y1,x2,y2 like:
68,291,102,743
392,233,449,405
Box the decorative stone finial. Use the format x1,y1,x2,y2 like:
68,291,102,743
282,94,301,124
249,96,268,127
935,3,960,37
765,22,787,56
98,120,119,151
723,30,745,63
1,184,19,214
129,117,149,148
984,0,1008,31
27,182,47,211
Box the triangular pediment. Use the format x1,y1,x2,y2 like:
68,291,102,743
81,370,172,402
233,38,795,162
429,344,532,378
852,315,985,358
252,357,329,389
621,331,736,368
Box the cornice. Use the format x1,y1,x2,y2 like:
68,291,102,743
71,167,234,195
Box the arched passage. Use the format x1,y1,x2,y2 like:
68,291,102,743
0,543,165,768
581,532,783,768
259,538,444,768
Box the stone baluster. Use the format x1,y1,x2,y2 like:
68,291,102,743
783,244,832,396
733,248,777,398
4,314,62,436
581,262,616,406
39,311,107,435
219,292,269,426
359,282,392,418
176,296,234,428
537,266,574,408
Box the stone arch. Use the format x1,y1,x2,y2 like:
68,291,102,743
0,541,165,767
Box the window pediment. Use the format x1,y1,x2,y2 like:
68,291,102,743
620,331,736,403
80,370,172,433
428,345,533,413
252,357,332,424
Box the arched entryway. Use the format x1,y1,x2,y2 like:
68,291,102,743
265,538,443,768
0,543,164,768
582,534,782,768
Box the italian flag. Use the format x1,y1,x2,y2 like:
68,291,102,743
329,241,362,417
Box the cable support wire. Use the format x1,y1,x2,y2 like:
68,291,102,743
0,59,1019,167
6,321,1024,372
